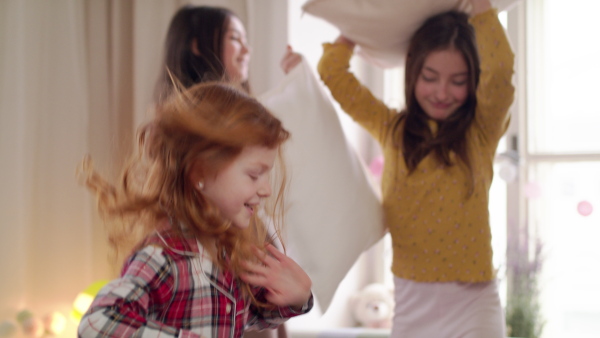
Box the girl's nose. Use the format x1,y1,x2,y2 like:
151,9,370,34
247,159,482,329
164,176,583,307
242,42,251,55
257,180,271,198
435,83,449,101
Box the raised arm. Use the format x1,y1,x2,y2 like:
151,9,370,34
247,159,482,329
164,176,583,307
470,0,515,146
317,35,396,144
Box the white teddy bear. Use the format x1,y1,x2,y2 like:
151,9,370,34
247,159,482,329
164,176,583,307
349,283,394,329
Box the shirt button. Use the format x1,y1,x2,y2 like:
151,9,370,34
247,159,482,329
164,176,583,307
226,304,232,314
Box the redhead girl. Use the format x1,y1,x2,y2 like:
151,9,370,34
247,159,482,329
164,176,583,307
78,82,312,337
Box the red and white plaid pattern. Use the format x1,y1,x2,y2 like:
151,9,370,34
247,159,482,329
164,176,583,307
78,229,312,338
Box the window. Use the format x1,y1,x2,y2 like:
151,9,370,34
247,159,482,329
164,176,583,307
525,1,600,337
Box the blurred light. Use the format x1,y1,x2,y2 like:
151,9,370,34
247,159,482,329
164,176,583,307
0,319,17,337
577,200,593,216
43,312,66,335
499,162,517,183
15,310,33,324
71,280,109,323
524,182,542,199
369,155,384,179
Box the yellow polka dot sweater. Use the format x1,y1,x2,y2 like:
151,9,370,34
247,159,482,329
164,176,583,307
318,9,514,283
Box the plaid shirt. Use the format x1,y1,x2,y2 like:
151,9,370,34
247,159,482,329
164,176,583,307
78,230,313,338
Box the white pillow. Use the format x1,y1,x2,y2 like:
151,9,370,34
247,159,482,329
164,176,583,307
302,0,521,68
258,57,385,313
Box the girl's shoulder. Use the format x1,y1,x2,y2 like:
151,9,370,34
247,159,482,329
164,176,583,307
120,227,203,275
143,226,200,257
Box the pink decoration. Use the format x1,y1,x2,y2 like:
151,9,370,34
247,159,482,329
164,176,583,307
369,155,384,179
21,317,43,337
524,182,542,199
577,201,593,217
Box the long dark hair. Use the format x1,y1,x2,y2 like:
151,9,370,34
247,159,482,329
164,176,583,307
154,5,250,104
392,11,480,187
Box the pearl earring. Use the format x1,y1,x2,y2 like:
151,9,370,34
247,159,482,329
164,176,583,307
197,182,204,190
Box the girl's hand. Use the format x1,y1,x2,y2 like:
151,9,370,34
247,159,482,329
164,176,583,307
470,0,492,15
240,244,312,308
335,35,356,49
280,45,302,74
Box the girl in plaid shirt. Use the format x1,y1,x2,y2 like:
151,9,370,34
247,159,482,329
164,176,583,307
78,82,313,337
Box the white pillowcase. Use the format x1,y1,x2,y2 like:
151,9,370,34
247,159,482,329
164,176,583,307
258,57,385,313
302,0,521,68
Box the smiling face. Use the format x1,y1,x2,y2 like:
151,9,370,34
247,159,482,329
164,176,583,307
221,16,250,85
414,48,469,121
200,145,276,229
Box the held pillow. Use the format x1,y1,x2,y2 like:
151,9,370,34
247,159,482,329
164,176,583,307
258,57,385,313
302,0,521,68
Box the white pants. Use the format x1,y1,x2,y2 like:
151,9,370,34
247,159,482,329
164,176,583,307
390,277,505,338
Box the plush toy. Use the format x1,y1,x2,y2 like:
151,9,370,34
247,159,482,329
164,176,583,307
349,283,394,329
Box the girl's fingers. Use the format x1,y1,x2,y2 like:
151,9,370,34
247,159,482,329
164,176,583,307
280,48,302,74
254,246,279,267
240,272,267,286
265,244,285,261
241,259,268,276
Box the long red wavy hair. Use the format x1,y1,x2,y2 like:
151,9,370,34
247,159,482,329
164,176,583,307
81,82,289,304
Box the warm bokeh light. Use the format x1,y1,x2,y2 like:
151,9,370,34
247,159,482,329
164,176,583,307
43,312,67,335
71,280,109,323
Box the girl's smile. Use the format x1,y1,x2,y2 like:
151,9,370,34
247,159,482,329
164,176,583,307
222,16,251,84
200,145,276,229
415,48,469,121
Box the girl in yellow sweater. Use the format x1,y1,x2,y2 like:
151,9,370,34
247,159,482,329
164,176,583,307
318,0,514,336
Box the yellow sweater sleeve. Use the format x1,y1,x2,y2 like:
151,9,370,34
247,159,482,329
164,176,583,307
470,8,516,149
317,43,396,145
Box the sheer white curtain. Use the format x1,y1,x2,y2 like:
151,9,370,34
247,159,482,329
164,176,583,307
0,0,285,336
0,2,106,335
